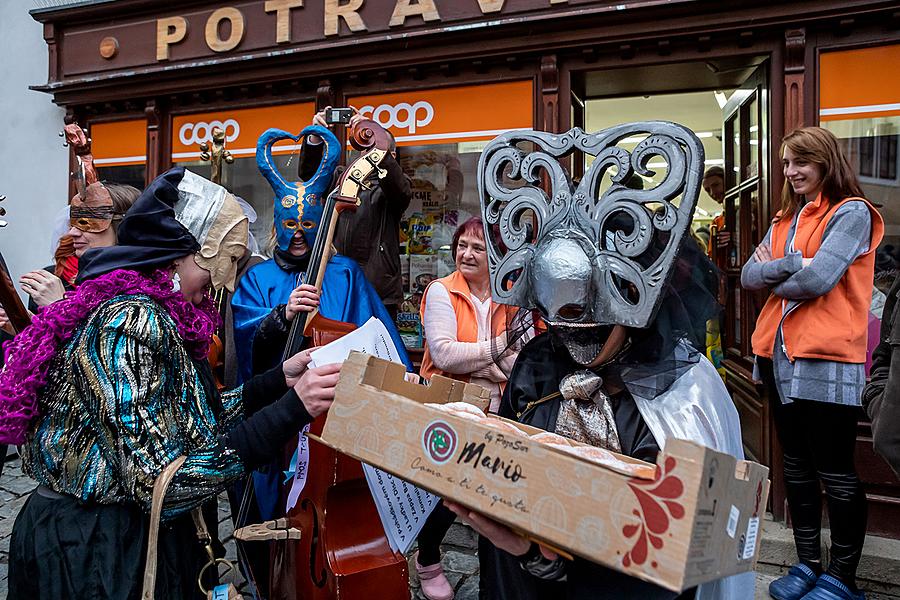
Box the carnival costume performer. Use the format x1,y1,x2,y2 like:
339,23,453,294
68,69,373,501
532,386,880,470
230,125,411,589
445,123,751,600
0,180,140,334
1,167,341,599
233,124,410,384
300,107,412,318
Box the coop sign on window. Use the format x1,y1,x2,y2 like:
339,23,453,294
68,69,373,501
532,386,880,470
178,119,241,146
349,81,533,146
359,101,434,134
171,103,314,161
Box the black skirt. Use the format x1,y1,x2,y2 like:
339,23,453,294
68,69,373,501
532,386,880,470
9,489,209,600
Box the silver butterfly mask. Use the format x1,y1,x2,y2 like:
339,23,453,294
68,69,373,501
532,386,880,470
478,122,705,336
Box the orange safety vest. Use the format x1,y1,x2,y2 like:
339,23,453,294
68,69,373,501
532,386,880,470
419,270,517,385
751,195,884,363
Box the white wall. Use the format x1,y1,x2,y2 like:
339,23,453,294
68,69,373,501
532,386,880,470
0,0,68,290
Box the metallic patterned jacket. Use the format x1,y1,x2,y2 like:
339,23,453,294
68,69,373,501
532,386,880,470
23,295,247,518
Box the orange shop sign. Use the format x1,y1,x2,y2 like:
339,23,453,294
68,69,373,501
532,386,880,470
820,44,900,121
348,80,533,146
91,119,147,167
172,102,315,161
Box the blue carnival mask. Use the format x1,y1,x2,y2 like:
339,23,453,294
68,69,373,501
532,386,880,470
257,125,341,251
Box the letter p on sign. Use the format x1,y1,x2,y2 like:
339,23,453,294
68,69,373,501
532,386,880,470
157,16,188,61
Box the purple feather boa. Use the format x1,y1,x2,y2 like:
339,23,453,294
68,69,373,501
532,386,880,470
0,268,219,445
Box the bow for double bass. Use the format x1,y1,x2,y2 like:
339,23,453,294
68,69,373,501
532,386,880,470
271,119,410,600
0,195,31,334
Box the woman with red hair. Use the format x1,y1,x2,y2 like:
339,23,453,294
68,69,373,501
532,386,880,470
413,216,525,600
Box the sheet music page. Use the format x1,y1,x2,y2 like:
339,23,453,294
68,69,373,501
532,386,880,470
363,463,441,554
308,316,403,367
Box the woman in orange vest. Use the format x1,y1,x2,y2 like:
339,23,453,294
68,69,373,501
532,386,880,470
413,216,527,600
742,127,883,600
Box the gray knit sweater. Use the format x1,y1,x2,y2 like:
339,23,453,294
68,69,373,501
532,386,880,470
741,200,873,405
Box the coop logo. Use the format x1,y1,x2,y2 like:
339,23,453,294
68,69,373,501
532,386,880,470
422,420,457,465
359,101,434,134
178,119,240,146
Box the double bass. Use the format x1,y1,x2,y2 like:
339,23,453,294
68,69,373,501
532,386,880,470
270,120,410,599
57,123,99,285
0,122,94,335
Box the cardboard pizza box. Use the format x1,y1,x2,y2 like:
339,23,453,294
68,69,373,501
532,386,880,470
319,352,769,592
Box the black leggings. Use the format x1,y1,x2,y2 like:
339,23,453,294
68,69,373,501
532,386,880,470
758,358,867,586
416,501,457,566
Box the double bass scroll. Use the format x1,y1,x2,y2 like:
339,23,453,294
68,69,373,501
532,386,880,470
281,118,393,358
198,125,235,390
60,123,99,196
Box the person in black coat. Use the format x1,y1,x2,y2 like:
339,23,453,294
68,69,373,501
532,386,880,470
863,274,900,478
299,107,412,319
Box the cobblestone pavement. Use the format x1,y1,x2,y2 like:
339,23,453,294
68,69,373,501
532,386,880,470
1,453,33,598
3,452,894,600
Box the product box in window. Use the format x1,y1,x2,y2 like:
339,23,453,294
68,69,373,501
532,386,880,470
437,246,455,278
410,254,438,294
399,219,410,255
411,187,445,216
442,209,459,230
408,212,436,254
321,353,771,593
400,254,411,296
397,293,423,348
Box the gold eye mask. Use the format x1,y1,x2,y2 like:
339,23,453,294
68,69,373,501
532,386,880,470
69,183,115,233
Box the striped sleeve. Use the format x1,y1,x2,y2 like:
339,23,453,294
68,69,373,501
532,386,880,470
772,201,872,300
740,226,803,291
85,299,246,518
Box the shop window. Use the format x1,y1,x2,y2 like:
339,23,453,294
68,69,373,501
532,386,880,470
821,43,900,373
91,119,147,190
841,129,900,186
584,91,731,234
826,118,900,295
171,103,315,253
349,80,533,350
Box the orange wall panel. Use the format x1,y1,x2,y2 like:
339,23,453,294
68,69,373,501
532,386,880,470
91,119,147,166
820,44,900,121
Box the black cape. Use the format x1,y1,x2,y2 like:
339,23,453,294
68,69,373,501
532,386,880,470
480,333,694,600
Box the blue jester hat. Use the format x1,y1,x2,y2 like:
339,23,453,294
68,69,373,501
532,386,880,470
256,125,341,251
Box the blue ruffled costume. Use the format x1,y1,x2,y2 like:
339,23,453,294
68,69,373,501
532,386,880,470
232,257,411,383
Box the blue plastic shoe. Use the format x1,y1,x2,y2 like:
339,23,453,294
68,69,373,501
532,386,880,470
800,574,865,600
769,563,819,600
